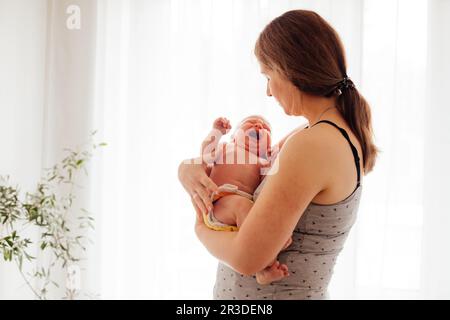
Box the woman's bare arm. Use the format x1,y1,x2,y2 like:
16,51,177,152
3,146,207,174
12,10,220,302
194,129,330,275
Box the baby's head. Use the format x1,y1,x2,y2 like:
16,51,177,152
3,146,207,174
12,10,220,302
231,115,272,159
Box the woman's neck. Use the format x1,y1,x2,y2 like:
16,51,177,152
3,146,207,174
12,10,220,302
301,95,338,126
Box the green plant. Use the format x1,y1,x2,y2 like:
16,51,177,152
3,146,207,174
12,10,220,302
0,133,105,299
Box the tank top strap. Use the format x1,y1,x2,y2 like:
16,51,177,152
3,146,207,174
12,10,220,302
312,120,361,188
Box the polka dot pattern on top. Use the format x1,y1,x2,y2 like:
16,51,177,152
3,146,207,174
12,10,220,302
213,178,362,300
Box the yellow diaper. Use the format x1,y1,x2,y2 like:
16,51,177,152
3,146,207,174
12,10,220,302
203,183,254,232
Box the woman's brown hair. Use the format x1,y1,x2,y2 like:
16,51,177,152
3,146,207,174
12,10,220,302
255,10,377,173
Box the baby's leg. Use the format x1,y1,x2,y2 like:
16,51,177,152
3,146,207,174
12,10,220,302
255,237,292,285
256,261,289,285
215,196,293,285
213,195,253,226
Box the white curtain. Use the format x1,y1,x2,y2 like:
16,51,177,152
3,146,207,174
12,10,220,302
0,0,48,299
1,0,449,299
0,0,98,299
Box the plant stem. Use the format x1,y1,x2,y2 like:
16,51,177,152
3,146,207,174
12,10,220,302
14,259,42,300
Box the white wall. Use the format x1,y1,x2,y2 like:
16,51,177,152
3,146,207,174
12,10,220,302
0,0,48,299
421,0,450,299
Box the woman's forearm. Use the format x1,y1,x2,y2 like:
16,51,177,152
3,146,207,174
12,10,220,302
194,223,250,275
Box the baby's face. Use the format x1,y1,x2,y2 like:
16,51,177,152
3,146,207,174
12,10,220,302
233,116,272,158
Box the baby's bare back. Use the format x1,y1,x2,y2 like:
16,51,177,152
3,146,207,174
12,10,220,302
208,143,263,226
209,163,261,195
209,143,263,194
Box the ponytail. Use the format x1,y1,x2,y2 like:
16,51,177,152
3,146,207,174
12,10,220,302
254,9,378,173
338,87,378,173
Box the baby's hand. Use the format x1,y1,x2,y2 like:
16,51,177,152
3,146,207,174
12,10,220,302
213,117,232,135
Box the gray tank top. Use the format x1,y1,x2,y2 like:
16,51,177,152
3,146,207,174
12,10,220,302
213,120,363,300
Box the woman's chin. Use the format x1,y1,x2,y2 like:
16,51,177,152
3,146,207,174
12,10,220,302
280,104,292,115
283,108,301,116
283,108,293,116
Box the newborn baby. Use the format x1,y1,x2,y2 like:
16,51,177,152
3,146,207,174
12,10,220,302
201,115,292,285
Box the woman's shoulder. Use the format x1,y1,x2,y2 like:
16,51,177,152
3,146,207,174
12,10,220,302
286,120,358,154
277,123,348,183
281,120,363,204
274,127,332,184
282,123,339,156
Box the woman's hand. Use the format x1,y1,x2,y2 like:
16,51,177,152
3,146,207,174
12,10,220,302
178,158,219,220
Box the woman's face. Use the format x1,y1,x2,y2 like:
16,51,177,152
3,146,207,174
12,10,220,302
260,63,303,116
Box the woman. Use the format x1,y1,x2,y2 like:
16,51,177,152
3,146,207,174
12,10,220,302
178,10,377,299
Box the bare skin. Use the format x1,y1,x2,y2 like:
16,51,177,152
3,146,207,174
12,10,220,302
178,64,364,277
201,116,292,284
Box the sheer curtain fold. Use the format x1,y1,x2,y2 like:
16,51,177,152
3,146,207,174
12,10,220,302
0,0,48,299
0,0,99,299
1,0,449,299
93,0,449,299
421,0,450,300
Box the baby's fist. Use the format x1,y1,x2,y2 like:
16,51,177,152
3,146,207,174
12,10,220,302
213,117,232,134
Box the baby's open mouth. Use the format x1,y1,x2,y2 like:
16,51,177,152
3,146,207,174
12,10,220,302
248,130,259,139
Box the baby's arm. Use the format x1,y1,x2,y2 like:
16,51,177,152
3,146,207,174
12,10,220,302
201,130,222,160
201,117,231,166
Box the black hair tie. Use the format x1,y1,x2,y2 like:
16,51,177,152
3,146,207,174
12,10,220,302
324,75,355,97
339,76,355,91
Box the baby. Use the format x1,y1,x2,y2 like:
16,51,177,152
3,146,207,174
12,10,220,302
200,115,292,285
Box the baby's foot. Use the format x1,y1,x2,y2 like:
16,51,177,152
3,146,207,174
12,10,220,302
256,261,289,285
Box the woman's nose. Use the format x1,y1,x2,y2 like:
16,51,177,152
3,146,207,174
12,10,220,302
266,83,272,97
